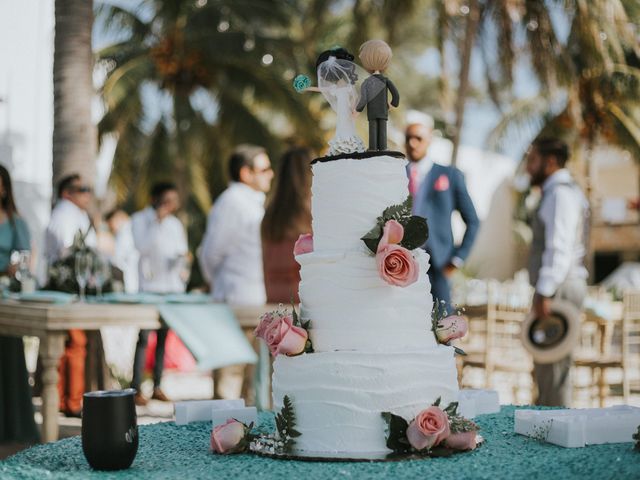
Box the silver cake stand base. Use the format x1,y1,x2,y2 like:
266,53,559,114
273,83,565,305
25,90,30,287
250,435,484,462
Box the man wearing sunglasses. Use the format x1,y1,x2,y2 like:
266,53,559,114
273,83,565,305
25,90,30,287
198,144,273,400
43,173,96,418
405,113,479,314
44,174,96,264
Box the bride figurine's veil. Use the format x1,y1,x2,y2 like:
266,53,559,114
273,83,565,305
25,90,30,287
317,56,384,113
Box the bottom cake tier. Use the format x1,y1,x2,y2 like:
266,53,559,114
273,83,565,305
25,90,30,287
272,347,459,454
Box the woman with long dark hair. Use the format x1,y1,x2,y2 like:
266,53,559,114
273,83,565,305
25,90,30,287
0,165,38,444
261,147,313,303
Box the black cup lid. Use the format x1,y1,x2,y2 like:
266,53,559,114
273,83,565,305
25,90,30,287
84,388,136,398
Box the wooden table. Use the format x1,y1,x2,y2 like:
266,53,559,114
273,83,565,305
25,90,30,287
0,299,273,443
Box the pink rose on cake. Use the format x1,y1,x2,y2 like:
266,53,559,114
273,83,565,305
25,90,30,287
444,431,477,451
254,312,276,338
294,233,313,255
435,315,468,343
211,419,247,454
255,310,308,357
376,220,419,287
405,406,451,451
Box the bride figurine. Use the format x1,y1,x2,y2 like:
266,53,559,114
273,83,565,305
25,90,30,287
299,47,368,155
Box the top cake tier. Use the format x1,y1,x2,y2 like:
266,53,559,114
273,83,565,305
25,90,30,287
311,155,408,252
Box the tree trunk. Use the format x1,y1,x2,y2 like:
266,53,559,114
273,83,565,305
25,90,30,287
450,0,480,167
52,0,96,189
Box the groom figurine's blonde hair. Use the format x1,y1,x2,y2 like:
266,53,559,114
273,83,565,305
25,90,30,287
359,39,392,73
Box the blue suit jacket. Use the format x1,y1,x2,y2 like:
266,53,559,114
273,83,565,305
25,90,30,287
413,163,480,271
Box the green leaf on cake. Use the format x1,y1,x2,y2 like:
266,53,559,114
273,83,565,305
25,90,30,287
432,397,442,407
276,395,301,452
399,216,429,250
361,225,382,254
453,346,467,356
361,196,429,254
381,412,411,453
444,402,459,417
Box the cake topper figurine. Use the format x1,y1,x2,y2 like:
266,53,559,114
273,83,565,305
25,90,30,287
294,47,366,156
355,39,400,151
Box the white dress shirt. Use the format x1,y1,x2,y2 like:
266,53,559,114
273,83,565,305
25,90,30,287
131,207,188,294
111,220,139,293
536,169,589,297
198,182,266,305
44,199,97,264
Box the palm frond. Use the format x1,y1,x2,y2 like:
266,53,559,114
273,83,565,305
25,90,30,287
487,95,551,151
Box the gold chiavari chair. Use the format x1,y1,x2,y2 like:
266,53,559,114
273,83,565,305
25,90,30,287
573,290,640,406
462,281,534,401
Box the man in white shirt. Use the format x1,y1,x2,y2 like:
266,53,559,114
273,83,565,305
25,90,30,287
198,144,273,399
199,145,273,304
44,174,96,264
44,174,96,417
526,137,589,407
106,209,139,294
130,182,189,405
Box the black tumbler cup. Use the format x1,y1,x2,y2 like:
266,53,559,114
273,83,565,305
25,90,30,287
82,389,138,470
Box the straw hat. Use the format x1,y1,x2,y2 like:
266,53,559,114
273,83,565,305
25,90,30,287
520,298,581,364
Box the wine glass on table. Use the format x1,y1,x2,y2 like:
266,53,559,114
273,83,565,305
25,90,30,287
75,250,92,302
11,250,34,293
92,254,111,299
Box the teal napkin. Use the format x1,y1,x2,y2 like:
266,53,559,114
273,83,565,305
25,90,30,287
100,292,165,304
158,304,258,370
16,290,77,304
164,293,211,304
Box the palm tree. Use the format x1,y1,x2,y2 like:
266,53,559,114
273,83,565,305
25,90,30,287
486,1,640,161
97,0,434,213
53,0,96,187
97,0,324,213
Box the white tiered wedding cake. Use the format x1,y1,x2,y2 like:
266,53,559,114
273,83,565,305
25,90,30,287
270,153,459,454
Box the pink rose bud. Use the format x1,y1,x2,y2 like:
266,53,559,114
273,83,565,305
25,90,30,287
444,431,477,451
376,244,420,287
435,315,468,343
211,419,246,454
294,233,313,255
379,220,404,246
264,317,285,356
406,406,451,451
254,312,276,339
275,316,308,356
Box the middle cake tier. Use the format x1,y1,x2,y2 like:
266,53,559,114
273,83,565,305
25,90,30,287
297,247,435,352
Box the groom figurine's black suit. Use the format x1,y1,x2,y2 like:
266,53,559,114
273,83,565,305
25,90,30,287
356,74,399,150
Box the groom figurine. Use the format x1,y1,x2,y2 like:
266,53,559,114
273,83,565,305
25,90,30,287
356,39,399,151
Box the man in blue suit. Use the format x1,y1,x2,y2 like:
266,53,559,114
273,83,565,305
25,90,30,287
405,118,480,313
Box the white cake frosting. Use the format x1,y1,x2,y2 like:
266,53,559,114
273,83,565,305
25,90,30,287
273,348,459,453
270,153,460,455
311,156,409,252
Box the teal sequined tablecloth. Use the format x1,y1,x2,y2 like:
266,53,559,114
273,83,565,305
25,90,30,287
1,406,638,479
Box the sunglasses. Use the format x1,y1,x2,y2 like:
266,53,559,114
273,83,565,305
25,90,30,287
405,134,424,142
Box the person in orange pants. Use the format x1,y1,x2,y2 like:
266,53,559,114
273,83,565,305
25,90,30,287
44,175,96,417
57,329,86,417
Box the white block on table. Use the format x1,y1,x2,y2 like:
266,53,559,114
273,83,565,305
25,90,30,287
458,389,500,418
515,405,640,448
211,407,257,428
174,399,245,425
